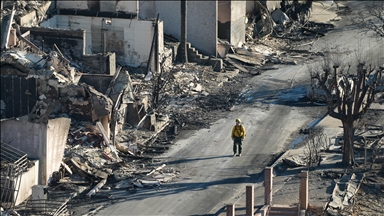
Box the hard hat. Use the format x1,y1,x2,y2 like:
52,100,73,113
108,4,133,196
236,118,241,123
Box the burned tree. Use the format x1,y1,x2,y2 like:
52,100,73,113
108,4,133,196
309,51,383,166
351,1,384,37
150,55,176,110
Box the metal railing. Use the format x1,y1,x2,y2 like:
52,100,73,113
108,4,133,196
0,141,28,210
22,199,70,216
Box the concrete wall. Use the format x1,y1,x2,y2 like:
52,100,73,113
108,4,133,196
138,0,155,19
56,1,90,10
57,1,138,14
0,120,46,159
230,1,246,47
115,1,138,14
40,15,163,68
0,118,70,185
55,0,217,57
45,118,71,184
155,1,217,56
15,160,39,206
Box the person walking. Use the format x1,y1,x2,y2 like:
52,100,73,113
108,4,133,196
231,118,246,157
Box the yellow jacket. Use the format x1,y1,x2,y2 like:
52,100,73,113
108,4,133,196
232,125,246,139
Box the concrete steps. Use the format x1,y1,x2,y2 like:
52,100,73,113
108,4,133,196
268,205,299,216
186,42,209,61
165,40,223,71
185,42,222,72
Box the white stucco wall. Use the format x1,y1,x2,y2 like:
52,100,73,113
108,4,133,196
40,15,163,67
155,1,180,39
1,120,45,159
45,118,71,185
15,160,39,206
230,1,246,47
155,1,217,56
55,0,216,57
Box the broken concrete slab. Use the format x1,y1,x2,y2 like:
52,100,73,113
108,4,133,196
327,173,365,212
282,156,306,167
226,53,263,66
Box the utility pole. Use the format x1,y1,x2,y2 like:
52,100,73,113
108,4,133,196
180,0,188,63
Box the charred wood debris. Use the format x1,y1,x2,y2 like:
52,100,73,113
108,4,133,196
0,0,340,205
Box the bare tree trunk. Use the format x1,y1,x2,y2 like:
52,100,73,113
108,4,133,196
342,121,355,165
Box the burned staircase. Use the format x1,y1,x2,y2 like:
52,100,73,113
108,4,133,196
164,35,222,72
185,42,222,72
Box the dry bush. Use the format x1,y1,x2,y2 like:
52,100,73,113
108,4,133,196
304,127,329,169
371,138,384,170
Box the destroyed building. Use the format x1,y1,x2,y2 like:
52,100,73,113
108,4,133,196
0,0,326,214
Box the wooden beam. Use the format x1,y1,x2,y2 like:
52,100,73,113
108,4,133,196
53,43,70,64
146,164,166,176
19,35,40,52
61,161,73,175
20,30,30,38
86,179,107,198
96,121,121,161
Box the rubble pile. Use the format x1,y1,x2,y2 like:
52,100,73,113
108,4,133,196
1,0,52,27
49,120,180,202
